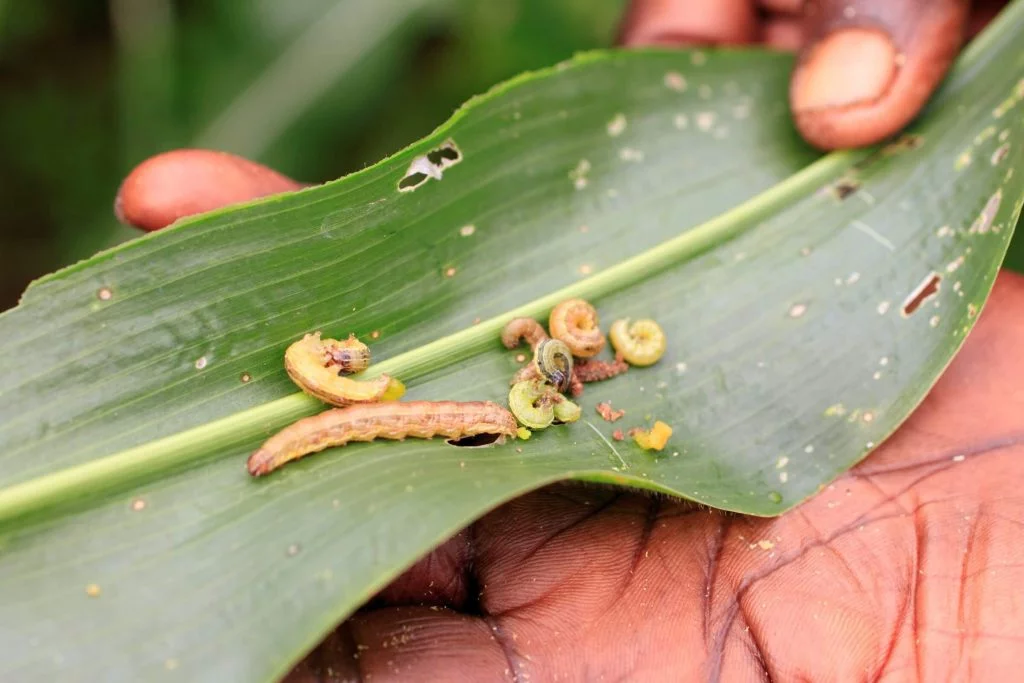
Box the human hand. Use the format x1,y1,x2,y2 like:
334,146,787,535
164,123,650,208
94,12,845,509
113,3,1022,679
619,0,1008,149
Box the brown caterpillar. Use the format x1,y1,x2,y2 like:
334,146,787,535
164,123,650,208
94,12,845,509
501,317,549,350
549,298,605,358
285,332,404,407
248,401,518,476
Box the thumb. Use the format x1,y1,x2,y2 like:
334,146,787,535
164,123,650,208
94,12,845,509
790,0,970,150
115,149,308,232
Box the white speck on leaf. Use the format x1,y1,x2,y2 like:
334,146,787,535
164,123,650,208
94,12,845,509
619,147,644,162
664,71,687,92
607,113,627,137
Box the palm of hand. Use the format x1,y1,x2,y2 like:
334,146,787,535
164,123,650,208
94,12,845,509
282,275,1024,682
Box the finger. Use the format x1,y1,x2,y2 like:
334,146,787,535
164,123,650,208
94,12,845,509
790,0,971,150
114,149,306,232
370,531,473,609
619,0,759,47
348,608,512,681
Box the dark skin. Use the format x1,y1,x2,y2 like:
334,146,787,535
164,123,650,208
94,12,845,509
113,1,1022,679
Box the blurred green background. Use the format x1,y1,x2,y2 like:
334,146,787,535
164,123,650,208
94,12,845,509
0,0,626,310
0,0,1020,312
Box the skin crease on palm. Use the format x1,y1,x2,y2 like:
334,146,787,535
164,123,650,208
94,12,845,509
107,0,1023,680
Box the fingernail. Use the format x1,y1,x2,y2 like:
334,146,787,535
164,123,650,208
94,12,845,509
791,28,898,112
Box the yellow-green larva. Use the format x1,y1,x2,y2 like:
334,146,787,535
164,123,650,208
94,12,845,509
552,398,581,424
284,332,405,406
608,318,666,367
508,380,556,429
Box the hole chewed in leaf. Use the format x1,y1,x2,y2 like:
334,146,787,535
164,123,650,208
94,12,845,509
398,139,462,192
901,272,942,317
426,142,461,168
398,172,431,192
447,432,504,448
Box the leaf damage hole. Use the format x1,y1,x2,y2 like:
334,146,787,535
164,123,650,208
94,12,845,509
398,171,431,192
397,139,462,192
901,272,941,317
447,432,504,448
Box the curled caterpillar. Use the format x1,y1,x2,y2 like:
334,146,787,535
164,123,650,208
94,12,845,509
534,338,574,393
510,361,585,397
285,332,405,406
511,347,625,395
609,318,666,367
248,401,518,476
508,380,556,429
501,317,549,350
549,298,605,358
508,380,580,429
